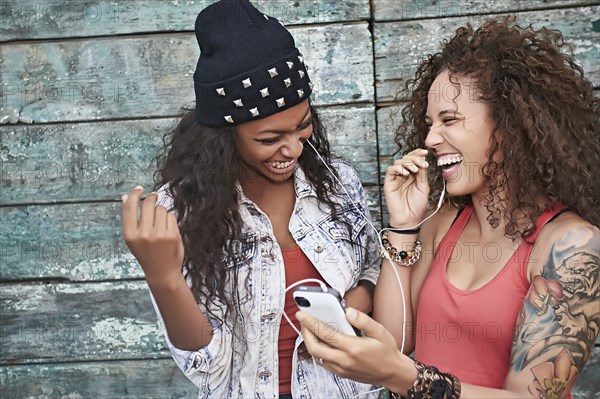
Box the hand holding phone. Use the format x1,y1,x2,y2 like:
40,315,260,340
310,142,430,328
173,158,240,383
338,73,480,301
293,286,357,336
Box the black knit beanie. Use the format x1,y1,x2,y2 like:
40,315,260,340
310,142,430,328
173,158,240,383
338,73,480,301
193,0,313,127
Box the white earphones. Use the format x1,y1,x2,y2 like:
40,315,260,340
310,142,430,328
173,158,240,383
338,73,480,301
304,140,445,354
280,141,446,397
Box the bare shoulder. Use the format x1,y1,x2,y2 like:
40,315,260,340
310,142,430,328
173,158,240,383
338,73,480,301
413,202,460,272
420,201,461,245
529,211,599,277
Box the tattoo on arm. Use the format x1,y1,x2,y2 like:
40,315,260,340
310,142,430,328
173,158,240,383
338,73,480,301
511,227,600,398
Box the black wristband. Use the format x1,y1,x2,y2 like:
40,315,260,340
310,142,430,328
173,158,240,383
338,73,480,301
386,224,421,234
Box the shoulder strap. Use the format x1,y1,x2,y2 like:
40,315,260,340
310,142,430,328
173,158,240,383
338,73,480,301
451,207,466,226
518,203,571,283
525,203,570,244
442,205,472,243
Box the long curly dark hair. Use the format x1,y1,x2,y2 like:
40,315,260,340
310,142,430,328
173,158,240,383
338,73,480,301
152,101,347,326
396,17,600,238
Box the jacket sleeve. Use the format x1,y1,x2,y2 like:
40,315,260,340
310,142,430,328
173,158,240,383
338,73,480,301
150,185,234,394
149,292,233,392
336,162,381,286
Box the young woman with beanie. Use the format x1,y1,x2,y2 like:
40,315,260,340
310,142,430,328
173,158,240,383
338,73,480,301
121,0,380,397
297,18,599,399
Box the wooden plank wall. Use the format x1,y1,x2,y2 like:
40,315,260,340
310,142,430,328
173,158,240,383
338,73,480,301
1,1,598,397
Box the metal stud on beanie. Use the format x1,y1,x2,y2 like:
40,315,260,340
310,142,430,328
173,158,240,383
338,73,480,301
193,0,313,127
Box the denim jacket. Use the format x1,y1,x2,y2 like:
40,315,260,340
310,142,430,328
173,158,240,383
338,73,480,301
151,161,381,398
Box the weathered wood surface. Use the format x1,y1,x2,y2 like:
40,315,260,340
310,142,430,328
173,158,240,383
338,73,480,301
0,23,374,124
1,351,598,399
372,0,600,21
376,104,404,178
1,280,596,387
0,186,381,281
374,6,600,102
0,281,166,365
0,359,198,398
0,105,378,205
2,0,598,396
0,0,370,41
0,202,138,281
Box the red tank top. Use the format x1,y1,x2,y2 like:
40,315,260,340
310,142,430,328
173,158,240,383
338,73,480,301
278,246,325,395
415,203,567,388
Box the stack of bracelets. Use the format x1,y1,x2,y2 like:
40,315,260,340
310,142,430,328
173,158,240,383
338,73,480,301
380,225,422,267
392,361,461,399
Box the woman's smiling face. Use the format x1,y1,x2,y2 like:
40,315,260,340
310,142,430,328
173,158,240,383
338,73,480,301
235,99,313,185
424,69,498,197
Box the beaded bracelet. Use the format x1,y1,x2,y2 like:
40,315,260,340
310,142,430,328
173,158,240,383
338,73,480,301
380,231,422,266
391,361,461,399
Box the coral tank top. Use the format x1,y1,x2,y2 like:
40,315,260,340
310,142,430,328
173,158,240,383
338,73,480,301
278,246,325,395
415,203,568,388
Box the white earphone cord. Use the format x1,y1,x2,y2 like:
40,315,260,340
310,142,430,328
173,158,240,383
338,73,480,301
282,141,446,398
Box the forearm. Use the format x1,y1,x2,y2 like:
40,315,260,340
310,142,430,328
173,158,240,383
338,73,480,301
344,280,375,314
390,379,530,399
387,358,530,399
373,232,417,352
458,384,530,399
149,275,214,350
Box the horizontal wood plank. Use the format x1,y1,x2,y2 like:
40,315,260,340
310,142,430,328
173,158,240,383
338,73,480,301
0,359,197,397
0,105,378,205
0,281,167,364
0,282,600,398
0,119,168,205
374,7,600,102
0,202,139,281
0,186,381,281
1,347,596,397
0,0,370,41
372,0,600,21
1,23,374,124
376,104,403,164
324,106,379,185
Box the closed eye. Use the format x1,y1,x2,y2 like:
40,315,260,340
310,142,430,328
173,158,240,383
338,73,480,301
443,115,465,124
255,137,280,144
298,120,313,132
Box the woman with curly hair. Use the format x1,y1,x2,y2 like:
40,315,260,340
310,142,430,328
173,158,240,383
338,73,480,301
298,18,599,398
120,1,379,398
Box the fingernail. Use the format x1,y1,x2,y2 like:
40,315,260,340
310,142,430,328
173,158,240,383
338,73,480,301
346,307,357,320
134,185,143,190
296,311,303,321
121,194,128,202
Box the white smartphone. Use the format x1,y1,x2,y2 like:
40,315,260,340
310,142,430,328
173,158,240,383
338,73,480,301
293,286,357,336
